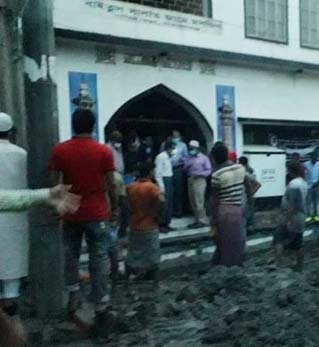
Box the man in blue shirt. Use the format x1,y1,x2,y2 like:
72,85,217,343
171,130,189,218
304,152,319,223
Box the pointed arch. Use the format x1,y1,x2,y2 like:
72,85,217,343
105,84,214,149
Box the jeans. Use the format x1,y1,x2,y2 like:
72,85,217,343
172,167,185,217
63,220,110,304
307,187,318,217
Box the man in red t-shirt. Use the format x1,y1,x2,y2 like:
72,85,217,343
49,109,115,316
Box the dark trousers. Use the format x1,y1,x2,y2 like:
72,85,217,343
161,177,173,227
172,166,185,217
119,200,129,237
307,187,318,217
63,221,110,304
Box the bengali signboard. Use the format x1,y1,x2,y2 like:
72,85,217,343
261,168,276,183
244,151,287,198
83,0,222,33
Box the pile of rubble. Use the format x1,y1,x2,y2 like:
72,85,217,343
28,243,319,347
105,261,319,346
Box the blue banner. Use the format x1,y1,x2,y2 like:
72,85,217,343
68,71,99,141
216,85,236,151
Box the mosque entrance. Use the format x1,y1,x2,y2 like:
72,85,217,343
105,84,213,155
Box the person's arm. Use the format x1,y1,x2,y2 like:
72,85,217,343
102,147,117,219
304,163,310,186
155,156,165,193
202,157,212,177
244,173,261,200
105,171,117,220
184,158,191,172
180,143,189,165
149,185,164,219
0,186,80,214
210,175,220,228
285,187,299,216
285,187,303,232
110,173,127,223
182,143,189,158
0,189,50,211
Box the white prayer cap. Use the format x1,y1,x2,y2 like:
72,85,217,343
189,140,200,148
0,113,13,132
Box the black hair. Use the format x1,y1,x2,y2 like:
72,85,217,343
109,130,123,142
136,162,155,178
291,152,300,160
72,108,96,135
164,140,175,151
239,156,248,166
0,131,10,139
211,142,228,165
287,160,305,178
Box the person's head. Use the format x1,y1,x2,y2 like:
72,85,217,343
189,140,200,157
211,142,229,165
109,131,123,149
0,112,14,139
291,152,300,161
72,109,95,135
172,130,182,145
145,136,153,147
172,130,181,139
288,160,305,179
164,140,176,157
228,151,237,164
136,162,155,179
239,156,248,167
311,151,318,164
129,130,138,141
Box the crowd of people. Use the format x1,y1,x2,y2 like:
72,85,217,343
0,107,318,345
108,128,213,232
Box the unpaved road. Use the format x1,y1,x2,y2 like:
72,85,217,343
28,238,319,347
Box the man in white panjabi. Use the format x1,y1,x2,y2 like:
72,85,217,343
0,184,80,346
0,182,80,347
0,113,28,314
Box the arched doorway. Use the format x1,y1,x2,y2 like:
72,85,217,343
105,84,213,154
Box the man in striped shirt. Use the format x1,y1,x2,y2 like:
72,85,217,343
210,142,252,267
211,164,246,205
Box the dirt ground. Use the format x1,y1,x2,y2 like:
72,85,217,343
26,237,319,347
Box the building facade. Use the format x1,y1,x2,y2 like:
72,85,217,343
44,0,319,159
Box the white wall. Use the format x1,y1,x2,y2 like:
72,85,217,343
54,0,319,66
56,39,319,154
55,40,217,142
216,64,319,122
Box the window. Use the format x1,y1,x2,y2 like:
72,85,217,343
300,0,319,49
245,0,288,43
202,0,213,18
